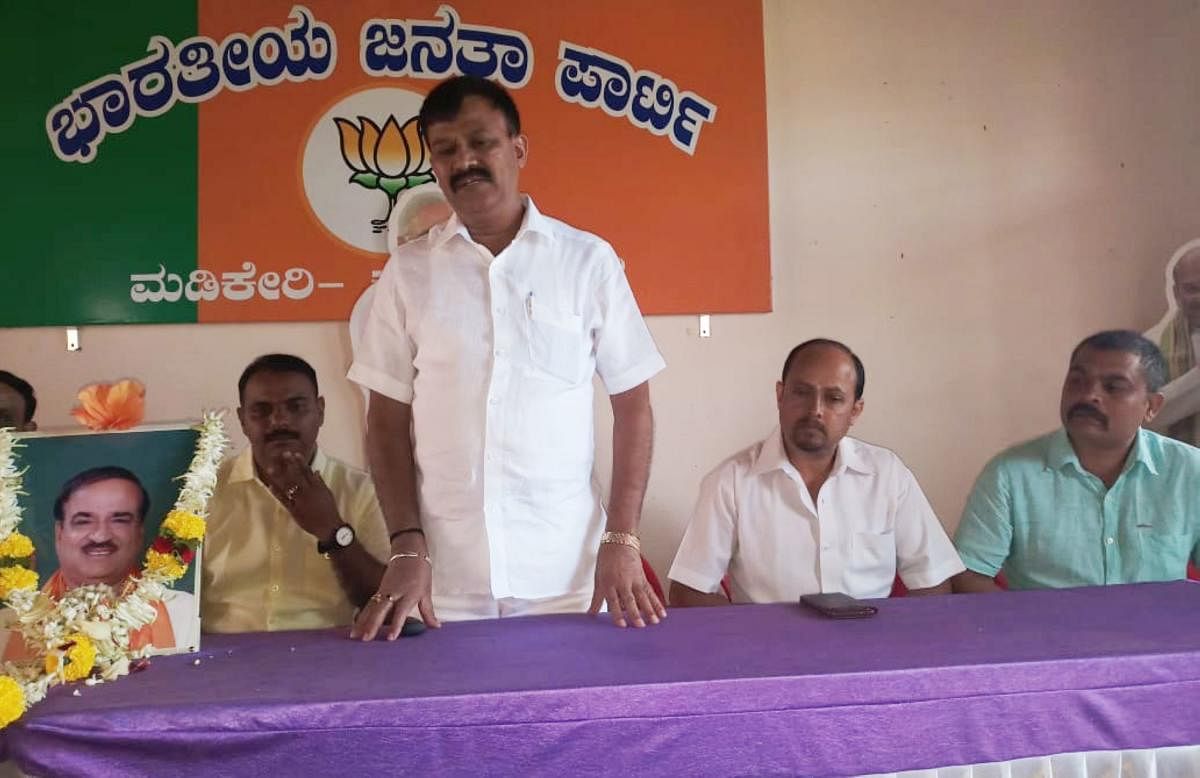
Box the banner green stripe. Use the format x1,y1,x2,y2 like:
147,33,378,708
0,1,199,326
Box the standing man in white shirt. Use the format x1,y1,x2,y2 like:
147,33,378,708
349,76,667,637
669,339,963,605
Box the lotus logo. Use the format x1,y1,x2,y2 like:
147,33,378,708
301,87,430,254
334,115,435,233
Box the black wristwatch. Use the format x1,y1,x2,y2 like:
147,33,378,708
317,523,355,555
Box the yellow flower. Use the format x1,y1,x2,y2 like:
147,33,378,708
0,565,38,598
0,676,25,728
144,549,185,581
0,533,34,560
44,634,96,682
161,510,206,542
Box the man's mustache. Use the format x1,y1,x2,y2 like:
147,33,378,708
266,429,299,443
450,166,492,190
82,541,118,554
794,419,826,435
1067,404,1108,427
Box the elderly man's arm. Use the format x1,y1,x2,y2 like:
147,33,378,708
907,579,954,595
668,580,730,607
951,570,1003,593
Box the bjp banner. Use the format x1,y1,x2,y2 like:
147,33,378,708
3,1,769,326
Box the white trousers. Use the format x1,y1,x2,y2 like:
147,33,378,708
433,590,597,621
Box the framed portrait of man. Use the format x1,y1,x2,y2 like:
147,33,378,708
1147,238,1200,444
1,424,202,656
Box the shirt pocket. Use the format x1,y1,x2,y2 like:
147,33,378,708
525,302,588,384
850,529,897,579
1134,528,1190,579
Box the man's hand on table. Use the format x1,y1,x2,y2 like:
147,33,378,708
351,535,440,641
589,542,666,628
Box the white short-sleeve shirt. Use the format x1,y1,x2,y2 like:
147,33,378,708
348,197,665,600
669,428,964,602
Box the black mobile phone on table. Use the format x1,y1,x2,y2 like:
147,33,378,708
800,592,878,619
379,615,427,637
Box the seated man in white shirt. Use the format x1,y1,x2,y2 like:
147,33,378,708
669,339,964,605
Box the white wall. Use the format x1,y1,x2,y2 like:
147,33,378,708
4,1,1198,579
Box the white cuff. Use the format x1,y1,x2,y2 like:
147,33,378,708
347,362,414,404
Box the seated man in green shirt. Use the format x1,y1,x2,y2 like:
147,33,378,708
953,330,1200,592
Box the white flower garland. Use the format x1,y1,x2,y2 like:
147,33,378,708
0,412,227,726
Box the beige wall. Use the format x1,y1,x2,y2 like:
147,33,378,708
3,1,1198,579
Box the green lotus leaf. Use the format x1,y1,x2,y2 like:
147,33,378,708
350,171,380,189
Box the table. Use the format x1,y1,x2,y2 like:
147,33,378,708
5,581,1200,777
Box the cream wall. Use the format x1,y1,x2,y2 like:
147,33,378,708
3,1,1198,580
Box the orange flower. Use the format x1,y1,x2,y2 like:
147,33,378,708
70,380,145,431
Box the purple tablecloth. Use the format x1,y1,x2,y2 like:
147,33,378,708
5,581,1200,777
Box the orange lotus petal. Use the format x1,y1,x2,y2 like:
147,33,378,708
71,380,145,431
105,380,145,430
74,384,110,421
374,115,411,178
400,117,429,175
357,116,382,176
69,407,98,428
71,385,111,430
334,117,367,173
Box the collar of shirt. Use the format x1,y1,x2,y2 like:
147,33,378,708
1044,427,1159,479
227,447,330,488
748,426,875,480
429,194,558,253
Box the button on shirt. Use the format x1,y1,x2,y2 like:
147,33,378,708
201,448,390,632
348,197,666,600
669,429,964,602
954,427,1200,589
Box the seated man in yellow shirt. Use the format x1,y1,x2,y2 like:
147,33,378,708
201,354,390,633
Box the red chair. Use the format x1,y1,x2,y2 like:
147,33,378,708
640,556,665,602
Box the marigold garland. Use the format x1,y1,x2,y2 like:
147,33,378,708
44,634,96,682
143,550,186,582
0,676,24,728
0,567,38,600
161,510,206,543
0,412,227,727
0,533,34,560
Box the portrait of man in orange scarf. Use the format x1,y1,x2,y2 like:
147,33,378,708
2,466,197,661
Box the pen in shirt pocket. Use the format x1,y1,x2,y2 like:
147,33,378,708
525,291,534,318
